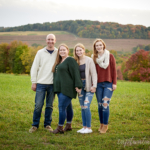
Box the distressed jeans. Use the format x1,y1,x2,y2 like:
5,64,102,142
57,93,73,126
78,80,94,128
95,82,113,125
32,84,54,128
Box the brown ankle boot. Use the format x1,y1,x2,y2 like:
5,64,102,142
98,123,104,131
64,123,72,131
52,125,64,134
100,124,108,133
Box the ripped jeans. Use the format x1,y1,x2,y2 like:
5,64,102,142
78,80,94,128
96,82,113,125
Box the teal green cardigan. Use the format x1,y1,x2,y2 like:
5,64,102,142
53,57,83,98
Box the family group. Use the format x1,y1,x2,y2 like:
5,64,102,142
29,34,117,134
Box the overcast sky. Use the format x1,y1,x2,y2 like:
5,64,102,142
0,0,150,27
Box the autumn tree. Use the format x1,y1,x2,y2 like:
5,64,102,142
121,61,129,80
0,43,9,72
20,46,42,73
0,41,40,74
117,66,123,80
124,50,150,82
13,44,29,74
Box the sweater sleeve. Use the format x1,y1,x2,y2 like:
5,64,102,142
68,58,83,89
30,51,40,83
111,54,117,85
90,59,97,88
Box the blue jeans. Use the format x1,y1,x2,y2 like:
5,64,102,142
78,80,94,128
32,84,54,128
57,93,73,126
96,82,113,125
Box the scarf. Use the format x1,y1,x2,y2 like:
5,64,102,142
96,49,110,69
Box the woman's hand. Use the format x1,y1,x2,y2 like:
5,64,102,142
75,87,81,93
90,87,96,93
112,84,117,91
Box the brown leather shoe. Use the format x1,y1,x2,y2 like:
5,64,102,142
100,124,108,133
98,123,104,132
64,123,72,132
52,125,64,134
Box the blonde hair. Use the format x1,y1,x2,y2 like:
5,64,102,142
52,43,69,72
93,39,106,64
73,43,85,65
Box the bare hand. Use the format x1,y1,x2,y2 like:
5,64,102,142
31,83,37,91
90,87,96,93
112,84,117,91
75,87,81,93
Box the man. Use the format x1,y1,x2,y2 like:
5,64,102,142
29,34,58,133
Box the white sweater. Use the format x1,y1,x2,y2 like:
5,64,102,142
30,47,58,84
84,56,97,91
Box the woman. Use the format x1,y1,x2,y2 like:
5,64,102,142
92,39,117,133
52,44,82,134
73,43,97,134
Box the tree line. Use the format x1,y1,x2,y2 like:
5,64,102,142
0,40,150,82
1,20,150,39
0,41,94,74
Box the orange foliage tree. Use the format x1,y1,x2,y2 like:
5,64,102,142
0,41,42,74
124,50,150,81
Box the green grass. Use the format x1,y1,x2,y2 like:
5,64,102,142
0,31,70,36
0,74,150,150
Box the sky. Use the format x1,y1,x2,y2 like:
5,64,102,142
0,0,150,27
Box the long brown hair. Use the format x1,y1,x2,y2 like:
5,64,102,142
93,39,106,64
52,43,69,72
73,43,85,65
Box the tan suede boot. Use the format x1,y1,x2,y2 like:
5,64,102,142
64,123,72,132
100,124,108,133
98,123,104,132
51,125,64,134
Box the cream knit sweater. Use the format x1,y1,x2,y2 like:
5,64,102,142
30,47,58,84
84,56,97,91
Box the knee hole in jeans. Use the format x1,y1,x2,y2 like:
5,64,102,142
102,102,109,109
84,100,89,104
81,105,88,109
102,96,110,101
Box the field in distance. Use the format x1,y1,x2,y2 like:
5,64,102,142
0,31,150,51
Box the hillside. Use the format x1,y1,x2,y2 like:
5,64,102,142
0,31,150,51
1,20,150,39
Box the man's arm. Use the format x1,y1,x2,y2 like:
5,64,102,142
30,51,40,91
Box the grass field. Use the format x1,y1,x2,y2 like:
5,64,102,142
0,31,70,36
0,74,150,150
0,31,150,51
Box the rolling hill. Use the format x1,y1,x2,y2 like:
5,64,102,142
0,31,150,51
